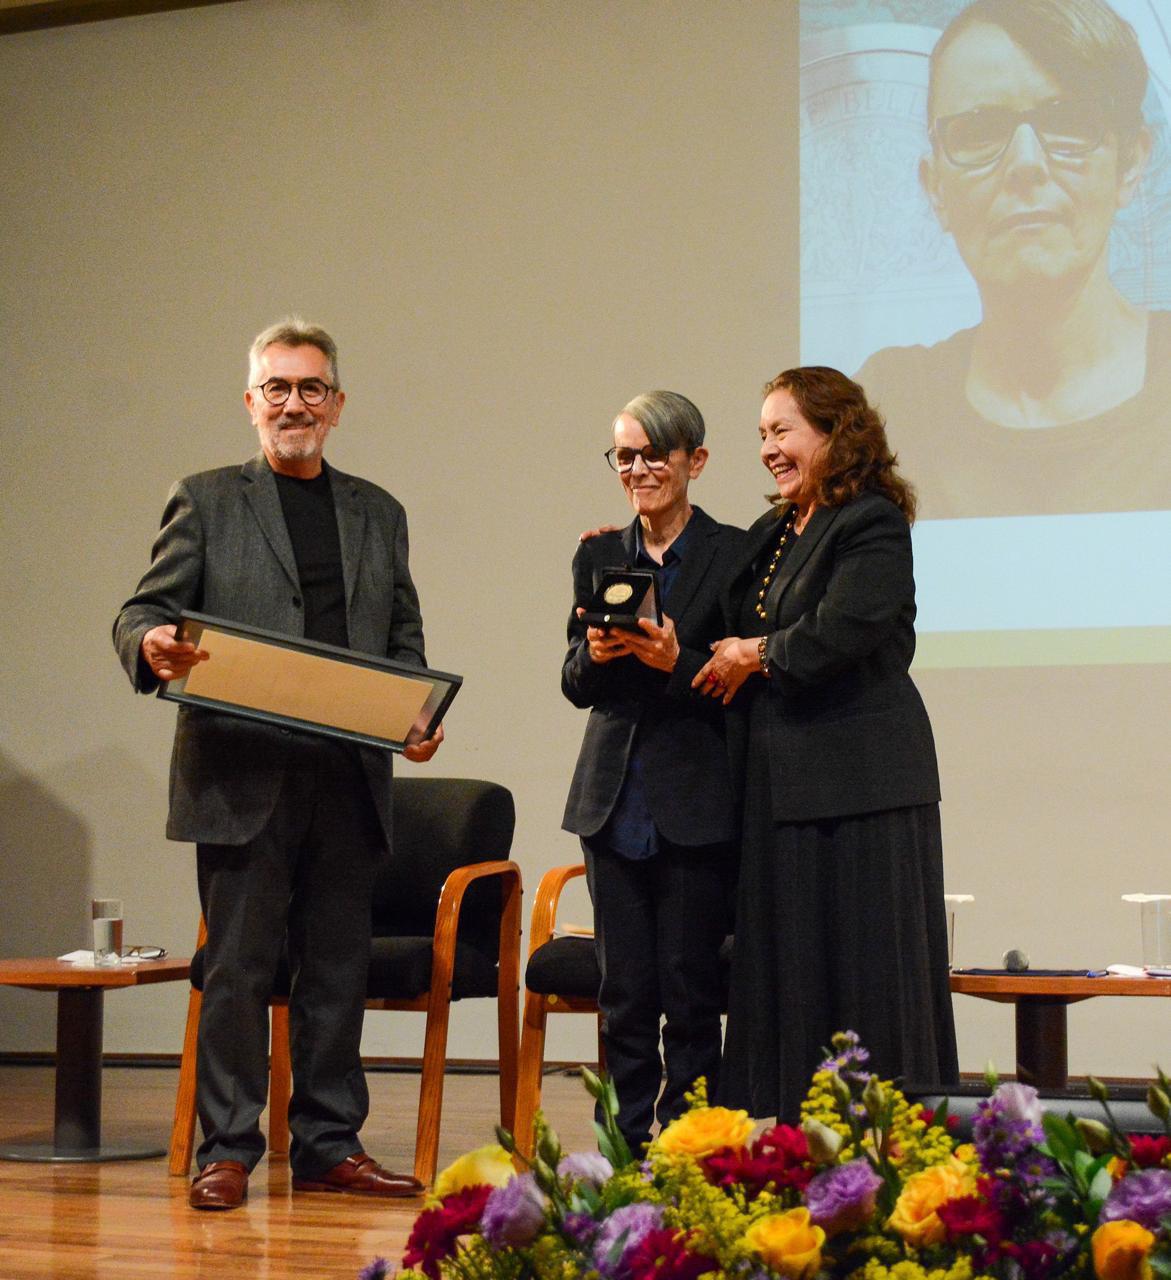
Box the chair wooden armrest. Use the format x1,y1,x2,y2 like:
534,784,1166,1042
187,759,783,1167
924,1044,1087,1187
514,863,592,1158
415,858,523,1185
431,859,523,967
527,864,587,956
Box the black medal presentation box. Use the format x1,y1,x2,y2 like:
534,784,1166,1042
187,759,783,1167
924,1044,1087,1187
581,569,662,630
158,611,461,752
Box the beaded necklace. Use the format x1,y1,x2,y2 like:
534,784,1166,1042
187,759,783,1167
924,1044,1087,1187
753,507,798,620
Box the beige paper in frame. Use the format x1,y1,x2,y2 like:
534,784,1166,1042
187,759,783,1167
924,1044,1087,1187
163,614,459,750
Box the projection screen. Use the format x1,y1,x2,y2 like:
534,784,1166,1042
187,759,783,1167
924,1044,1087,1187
800,0,1171,668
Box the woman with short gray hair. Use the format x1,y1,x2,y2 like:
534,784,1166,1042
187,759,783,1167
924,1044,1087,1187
560,390,745,1153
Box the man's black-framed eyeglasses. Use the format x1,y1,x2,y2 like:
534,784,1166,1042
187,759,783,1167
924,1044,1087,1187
252,377,335,407
931,97,1112,169
604,445,676,473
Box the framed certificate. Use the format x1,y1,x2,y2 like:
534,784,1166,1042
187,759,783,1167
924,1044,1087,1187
158,612,461,752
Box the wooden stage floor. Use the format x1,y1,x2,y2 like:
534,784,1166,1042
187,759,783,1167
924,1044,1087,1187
0,1064,599,1280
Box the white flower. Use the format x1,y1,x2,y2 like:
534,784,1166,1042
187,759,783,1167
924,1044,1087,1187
557,1152,614,1188
993,1081,1044,1128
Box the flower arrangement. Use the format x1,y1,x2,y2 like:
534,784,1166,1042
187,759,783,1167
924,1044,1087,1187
363,1032,1171,1280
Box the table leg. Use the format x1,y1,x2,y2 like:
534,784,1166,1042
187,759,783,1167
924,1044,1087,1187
53,987,103,1149
1015,998,1069,1091
0,985,165,1163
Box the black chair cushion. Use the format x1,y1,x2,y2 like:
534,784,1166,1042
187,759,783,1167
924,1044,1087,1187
190,936,499,1002
368,936,501,1001
525,934,735,1006
525,936,600,999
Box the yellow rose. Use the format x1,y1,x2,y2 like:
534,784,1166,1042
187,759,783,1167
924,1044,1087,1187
428,1143,515,1204
887,1156,977,1247
655,1106,754,1159
1092,1220,1155,1280
744,1208,825,1279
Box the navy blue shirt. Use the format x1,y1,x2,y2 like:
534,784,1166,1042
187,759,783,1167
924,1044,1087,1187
586,516,693,860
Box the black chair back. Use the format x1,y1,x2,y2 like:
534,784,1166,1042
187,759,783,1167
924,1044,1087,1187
193,776,516,1000
365,776,516,999
373,777,515,952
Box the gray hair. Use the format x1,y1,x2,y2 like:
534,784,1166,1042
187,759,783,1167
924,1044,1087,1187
247,316,340,390
617,390,705,452
928,0,1148,149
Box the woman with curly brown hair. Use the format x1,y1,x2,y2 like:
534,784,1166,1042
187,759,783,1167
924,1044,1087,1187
694,366,958,1121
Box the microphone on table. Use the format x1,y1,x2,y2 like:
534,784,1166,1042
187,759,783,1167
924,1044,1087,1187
1002,948,1030,973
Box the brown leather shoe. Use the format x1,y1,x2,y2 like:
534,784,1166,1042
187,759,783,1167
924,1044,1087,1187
292,1153,424,1197
189,1159,249,1210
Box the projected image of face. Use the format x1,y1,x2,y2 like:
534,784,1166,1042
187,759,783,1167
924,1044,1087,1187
802,0,1171,659
836,0,1171,524
921,22,1145,297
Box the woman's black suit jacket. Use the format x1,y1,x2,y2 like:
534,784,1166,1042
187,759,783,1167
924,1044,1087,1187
561,507,746,847
728,491,940,823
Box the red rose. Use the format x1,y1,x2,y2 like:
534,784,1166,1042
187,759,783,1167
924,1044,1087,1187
937,1194,1004,1245
1128,1135,1171,1169
625,1227,719,1280
403,1184,492,1279
1002,1237,1063,1280
755,1124,811,1165
702,1125,813,1198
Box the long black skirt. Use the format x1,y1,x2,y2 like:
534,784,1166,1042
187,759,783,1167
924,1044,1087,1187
720,792,958,1122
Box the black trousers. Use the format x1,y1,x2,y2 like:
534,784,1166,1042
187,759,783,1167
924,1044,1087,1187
583,837,730,1151
194,738,385,1178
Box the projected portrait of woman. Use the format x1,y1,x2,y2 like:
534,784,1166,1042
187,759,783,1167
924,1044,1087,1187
853,0,1171,518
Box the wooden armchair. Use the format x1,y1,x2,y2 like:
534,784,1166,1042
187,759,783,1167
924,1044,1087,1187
168,777,523,1186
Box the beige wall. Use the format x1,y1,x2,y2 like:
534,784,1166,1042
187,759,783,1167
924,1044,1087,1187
1,0,1167,1083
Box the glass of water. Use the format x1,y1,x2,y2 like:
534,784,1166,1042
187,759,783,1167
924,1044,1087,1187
92,898,123,967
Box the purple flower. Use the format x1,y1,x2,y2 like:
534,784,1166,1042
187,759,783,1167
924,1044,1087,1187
558,1151,614,1188
805,1159,882,1234
819,1031,872,1087
1102,1168,1171,1232
481,1172,547,1247
973,1088,1044,1170
357,1260,389,1280
592,1202,664,1279
1041,1228,1082,1270
562,1211,602,1247
1016,1148,1059,1195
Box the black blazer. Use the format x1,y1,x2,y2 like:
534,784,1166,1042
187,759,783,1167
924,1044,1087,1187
113,454,425,848
729,491,940,823
561,507,746,846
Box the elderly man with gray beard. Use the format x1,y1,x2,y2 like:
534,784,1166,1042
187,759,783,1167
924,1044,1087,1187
114,318,442,1209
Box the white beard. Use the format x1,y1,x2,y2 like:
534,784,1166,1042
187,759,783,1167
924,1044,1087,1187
258,416,329,464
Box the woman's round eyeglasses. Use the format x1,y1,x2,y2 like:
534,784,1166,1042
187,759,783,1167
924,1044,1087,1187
604,445,676,473
251,377,335,407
